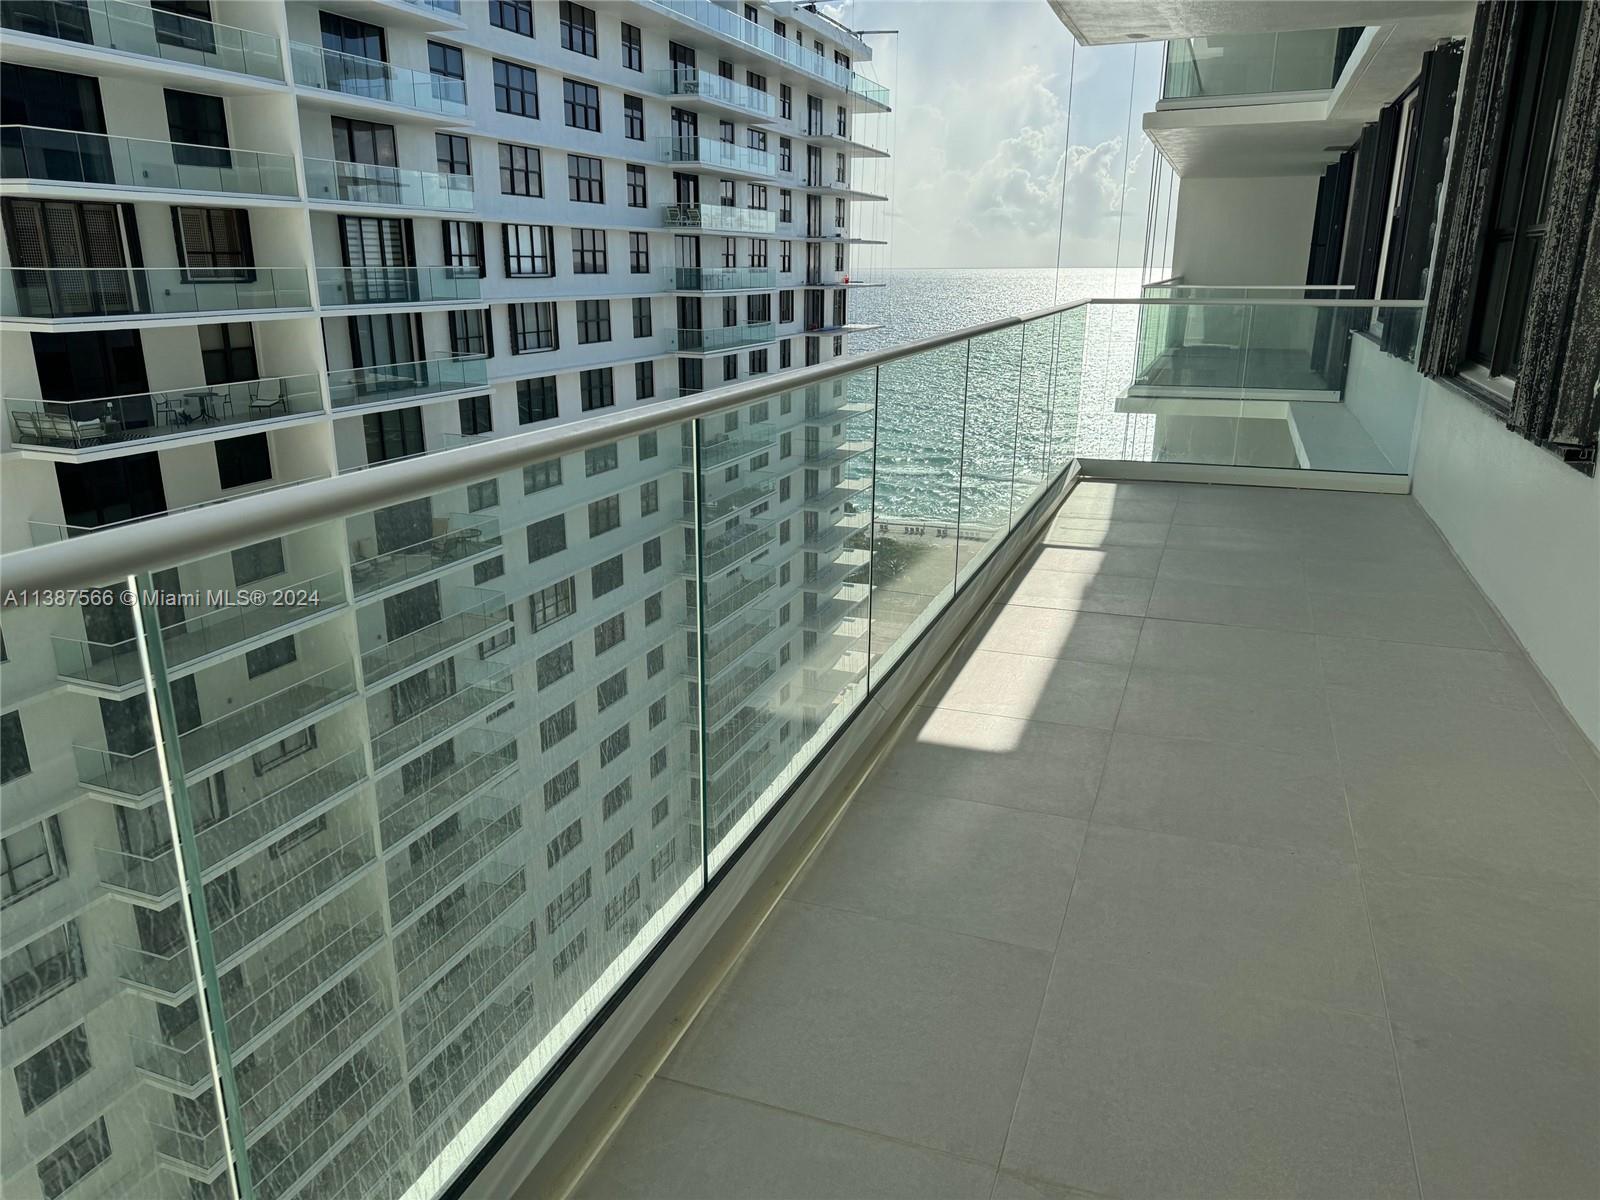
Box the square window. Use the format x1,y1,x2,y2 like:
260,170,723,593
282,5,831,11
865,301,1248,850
215,433,271,490
527,514,567,560
493,59,539,118
563,79,601,132
581,367,615,411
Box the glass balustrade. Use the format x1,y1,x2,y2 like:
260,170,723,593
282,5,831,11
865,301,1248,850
653,67,776,118
672,265,777,291
3,266,311,320
662,202,778,234
673,322,776,352
290,42,467,116
325,356,487,408
1163,28,1364,100
1,0,285,81
1,125,299,197
303,156,474,211
0,292,1429,1200
656,135,775,177
318,266,481,307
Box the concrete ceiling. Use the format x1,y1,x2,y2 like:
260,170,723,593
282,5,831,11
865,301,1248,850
1047,0,1474,46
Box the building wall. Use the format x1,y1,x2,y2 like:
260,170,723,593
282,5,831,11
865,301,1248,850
1171,174,1320,286
1410,380,1600,749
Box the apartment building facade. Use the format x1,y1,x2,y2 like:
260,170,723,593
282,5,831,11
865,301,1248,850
0,2,888,1199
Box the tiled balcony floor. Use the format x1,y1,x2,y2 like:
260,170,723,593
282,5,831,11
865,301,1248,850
574,481,1600,1200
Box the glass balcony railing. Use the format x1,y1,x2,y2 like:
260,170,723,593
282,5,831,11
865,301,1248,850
1,125,299,197
1,0,285,81
7,373,323,454
653,67,776,119
671,265,777,291
662,202,778,234
656,136,775,177
1163,28,1364,100
317,266,480,308
325,356,487,408
290,42,467,116
673,322,776,353
0,292,1427,1200
3,267,311,320
303,156,474,211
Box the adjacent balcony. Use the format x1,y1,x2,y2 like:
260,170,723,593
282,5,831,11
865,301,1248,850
1,125,299,199
385,801,523,924
326,356,486,410
1163,28,1363,102
656,136,775,179
672,322,776,354
291,42,467,117
653,67,776,121
317,266,480,309
7,373,323,454
2,266,311,322
303,156,474,212
1,0,285,83
347,514,501,598
672,266,777,292
377,731,518,846
395,867,528,999
359,591,510,686
662,202,778,235
368,663,514,768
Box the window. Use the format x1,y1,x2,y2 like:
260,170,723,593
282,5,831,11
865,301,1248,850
747,70,767,93
588,494,622,537
499,143,542,196
540,703,578,750
490,0,533,36
639,430,658,459
630,232,650,273
444,220,482,272
37,1117,110,1200
0,711,28,787
509,302,557,352
232,538,284,585
530,577,576,631
780,338,792,368
748,293,771,323
780,190,793,221
554,931,587,976
448,308,491,358
16,1026,91,1114
537,642,574,689
527,514,567,561
547,818,583,867
544,764,581,814
594,613,626,655
779,291,794,322
602,778,632,819
779,83,792,120
647,644,665,677
780,240,792,271
253,728,315,774
622,21,642,70
722,355,738,382
519,378,559,424
523,456,562,492
627,164,647,207
174,206,252,280
436,132,470,177
599,724,630,766
428,40,464,94
576,299,612,344
568,154,604,202
2,922,85,1022
164,89,229,166
0,818,61,904
503,223,553,276
643,531,662,566
573,228,607,273
597,668,628,710
779,138,792,172
581,367,614,411
649,698,667,730
459,394,493,435
605,830,634,872
652,795,670,825
719,178,736,207
631,297,654,338
215,433,271,490
244,636,295,679
645,591,662,624
560,1,598,56
474,556,504,584
564,79,601,131
751,239,768,267
493,60,538,118
750,348,768,374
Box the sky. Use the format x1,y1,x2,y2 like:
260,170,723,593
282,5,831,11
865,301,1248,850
825,0,1167,269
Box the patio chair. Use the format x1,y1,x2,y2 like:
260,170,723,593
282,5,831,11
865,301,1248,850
248,378,290,419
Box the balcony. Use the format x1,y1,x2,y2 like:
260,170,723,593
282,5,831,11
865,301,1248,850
672,322,776,354
385,803,523,924
360,592,510,686
7,374,323,457
2,266,311,322
290,42,467,118
656,136,775,179
317,266,480,309
653,67,776,121
377,731,518,845
663,202,778,235
1,125,299,199
303,156,473,212
347,514,501,599
671,266,777,292
326,356,486,410
1,0,285,83
367,663,514,768
1163,28,1362,102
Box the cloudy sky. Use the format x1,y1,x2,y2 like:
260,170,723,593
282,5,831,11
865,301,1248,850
828,0,1166,269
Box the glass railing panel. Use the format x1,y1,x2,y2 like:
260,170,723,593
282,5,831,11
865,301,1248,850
956,326,1024,584
347,513,500,598
290,42,467,116
326,356,487,408
672,265,777,291
866,340,964,684
1,125,299,196
656,136,775,177
1,0,285,81
652,67,776,118
662,202,778,234
303,156,475,211
3,267,311,319
1012,313,1060,521
1162,28,1353,100
1046,305,1088,478
317,266,481,307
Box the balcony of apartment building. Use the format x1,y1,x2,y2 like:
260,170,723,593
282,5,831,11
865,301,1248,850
671,320,776,354
654,66,777,124
669,264,778,292
287,34,467,124
656,134,776,179
662,199,778,235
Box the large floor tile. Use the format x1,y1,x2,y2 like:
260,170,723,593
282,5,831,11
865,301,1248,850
1044,516,1171,549
1301,552,1478,599
1309,588,1506,650
1059,823,1384,1013
1030,544,1163,579
1115,666,1336,758
573,1079,998,1200
930,647,1128,731
1160,522,1305,555
1393,1018,1600,1200
1146,576,1313,632
1093,731,1353,858
999,566,1153,617
1134,617,1322,690
792,784,1085,950
663,900,1050,1163
1362,870,1600,1058
1158,546,1307,590
968,603,1142,666
1057,491,1177,523
874,705,1110,818
1316,634,1538,709
1001,958,1416,1200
